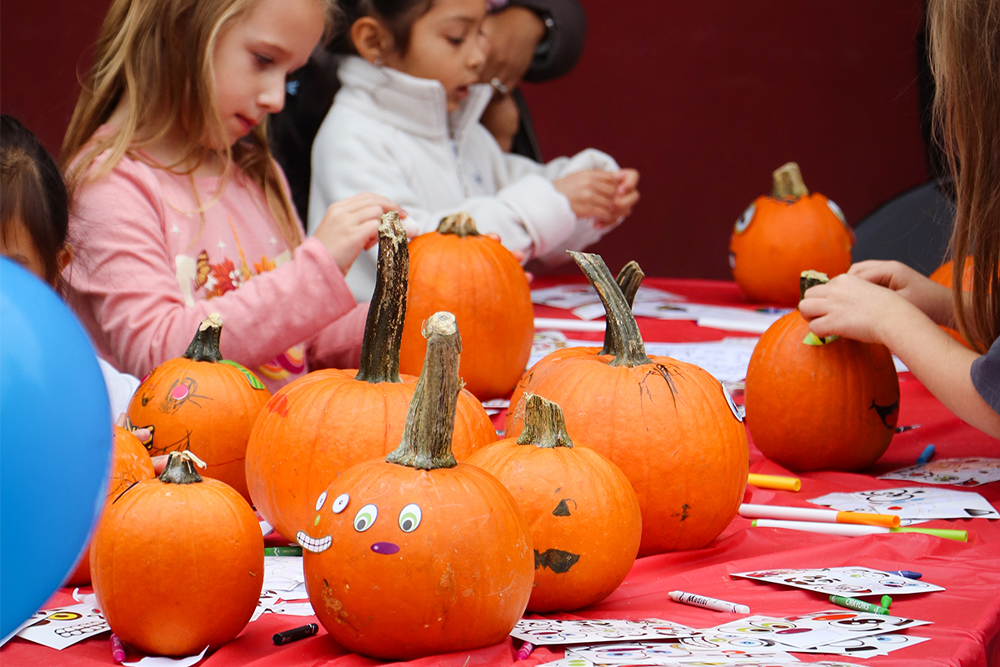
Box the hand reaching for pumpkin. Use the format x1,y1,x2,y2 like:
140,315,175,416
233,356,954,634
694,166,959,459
799,273,925,344
848,260,955,327
313,193,413,274
554,169,640,229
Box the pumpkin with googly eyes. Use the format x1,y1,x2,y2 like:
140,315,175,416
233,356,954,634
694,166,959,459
729,162,854,305
299,313,533,659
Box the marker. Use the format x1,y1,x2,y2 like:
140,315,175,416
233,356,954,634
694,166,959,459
273,623,319,645
111,633,126,663
886,570,922,579
750,518,967,541
747,473,801,492
739,503,900,527
830,595,889,615
880,595,892,609
668,590,750,614
916,444,936,466
755,307,785,314
265,546,303,557
516,641,535,661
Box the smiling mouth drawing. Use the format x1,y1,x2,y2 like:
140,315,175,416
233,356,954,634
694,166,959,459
371,542,399,555
296,531,332,553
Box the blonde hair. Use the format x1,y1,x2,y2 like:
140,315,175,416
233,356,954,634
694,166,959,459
928,0,1000,351
61,0,337,248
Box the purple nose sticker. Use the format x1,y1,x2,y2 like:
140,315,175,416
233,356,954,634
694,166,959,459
371,542,399,555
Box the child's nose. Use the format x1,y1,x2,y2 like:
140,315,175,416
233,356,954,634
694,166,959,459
469,37,487,71
259,76,286,114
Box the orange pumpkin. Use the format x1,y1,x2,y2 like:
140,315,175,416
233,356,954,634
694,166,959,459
246,214,496,542
730,162,854,305
930,257,976,349
467,394,641,612
505,252,748,556
745,271,900,472
299,312,533,660
127,314,271,502
399,212,533,400
91,451,263,656
65,425,156,586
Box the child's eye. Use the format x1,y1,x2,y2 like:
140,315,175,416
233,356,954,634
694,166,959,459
446,36,464,46
254,53,274,67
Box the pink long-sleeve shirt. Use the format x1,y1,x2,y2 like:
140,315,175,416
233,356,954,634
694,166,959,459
65,148,367,393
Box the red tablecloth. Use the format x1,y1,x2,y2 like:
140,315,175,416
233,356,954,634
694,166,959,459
4,277,999,667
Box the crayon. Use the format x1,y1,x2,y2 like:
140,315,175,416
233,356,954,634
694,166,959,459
515,641,535,660
880,595,892,609
273,623,319,645
669,590,750,614
739,503,900,527
111,633,126,664
747,473,801,492
750,519,967,541
265,546,303,557
887,570,922,579
916,444,936,466
830,595,889,615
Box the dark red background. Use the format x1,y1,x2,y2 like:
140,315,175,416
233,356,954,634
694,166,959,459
1,0,929,279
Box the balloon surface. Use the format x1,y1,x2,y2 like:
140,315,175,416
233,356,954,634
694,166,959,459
0,258,112,637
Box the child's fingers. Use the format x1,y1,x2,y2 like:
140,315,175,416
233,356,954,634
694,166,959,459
616,169,640,193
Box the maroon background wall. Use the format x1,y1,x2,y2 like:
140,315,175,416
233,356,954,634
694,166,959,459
1,1,929,280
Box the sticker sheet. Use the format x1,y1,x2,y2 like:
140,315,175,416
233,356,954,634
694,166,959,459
15,603,109,650
807,486,999,522
732,566,944,596
564,638,798,665
706,610,931,649
794,632,930,658
250,556,315,621
510,618,699,645
530,284,684,315
879,457,1000,487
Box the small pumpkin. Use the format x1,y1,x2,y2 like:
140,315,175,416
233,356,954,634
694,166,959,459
730,162,854,305
745,271,900,472
399,212,533,400
246,214,496,542
90,451,263,656
467,394,641,612
126,314,271,502
505,252,748,556
299,312,533,660
65,425,156,586
930,257,976,349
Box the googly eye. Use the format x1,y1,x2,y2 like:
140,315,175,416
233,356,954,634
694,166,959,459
314,491,328,512
733,203,755,234
353,504,378,532
398,503,422,533
827,199,846,225
721,382,743,422
332,493,349,514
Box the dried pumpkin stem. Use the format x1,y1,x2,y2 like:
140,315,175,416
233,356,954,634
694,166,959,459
569,251,651,368
386,312,462,469
437,211,480,237
516,394,574,448
601,260,644,355
772,162,809,199
355,212,408,383
183,313,223,362
158,451,206,484
799,270,830,301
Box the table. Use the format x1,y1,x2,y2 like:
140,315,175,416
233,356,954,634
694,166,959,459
3,277,999,667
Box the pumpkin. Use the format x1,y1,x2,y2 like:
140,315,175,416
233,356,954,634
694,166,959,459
90,451,263,656
505,252,748,556
729,162,854,305
245,213,496,542
65,425,156,586
467,394,641,612
126,314,271,502
299,312,533,660
930,258,976,349
745,271,900,472
398,212,533,400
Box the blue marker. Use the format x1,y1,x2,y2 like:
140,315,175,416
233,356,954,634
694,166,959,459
887,570,922,579
916,444,936,466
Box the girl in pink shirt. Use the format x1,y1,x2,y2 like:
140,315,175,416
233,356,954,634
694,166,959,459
60,0,409,394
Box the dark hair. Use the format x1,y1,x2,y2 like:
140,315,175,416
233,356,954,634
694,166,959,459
1,115,69,284
329,0,433,55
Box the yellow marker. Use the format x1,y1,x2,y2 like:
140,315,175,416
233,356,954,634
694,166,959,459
748,473,801,492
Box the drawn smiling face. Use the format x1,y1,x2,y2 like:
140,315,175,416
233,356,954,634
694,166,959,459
296,490,422,556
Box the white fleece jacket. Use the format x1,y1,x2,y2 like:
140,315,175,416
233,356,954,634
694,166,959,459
308,56,622,302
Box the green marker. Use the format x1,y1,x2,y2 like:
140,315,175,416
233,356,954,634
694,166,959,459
890,526,968,542
265,546,303,557
829,595,889,615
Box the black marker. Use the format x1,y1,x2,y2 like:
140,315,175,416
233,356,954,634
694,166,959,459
273,623,319,645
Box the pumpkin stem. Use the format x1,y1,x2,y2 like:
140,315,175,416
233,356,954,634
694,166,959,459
772,162,810,199
183,313,223,362
569,251,651,368
516,394,574,448
386,312,462,469
799,270,830,301
437,211,480,237
355,212,408,383
601,260,644,355
158,450,207,484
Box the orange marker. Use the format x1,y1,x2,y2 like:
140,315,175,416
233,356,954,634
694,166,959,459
740,503,900,527
747,473,801,492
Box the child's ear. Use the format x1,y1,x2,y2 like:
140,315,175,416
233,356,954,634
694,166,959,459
351,17,393,65
57,244,73,274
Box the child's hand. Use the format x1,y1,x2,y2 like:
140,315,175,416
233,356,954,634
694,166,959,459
599,168,640,229
799,273,920,344
313,193,410,273
849,260,955,326
553,170,619,222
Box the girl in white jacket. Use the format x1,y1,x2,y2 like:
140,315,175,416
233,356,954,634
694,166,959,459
308,0,640,301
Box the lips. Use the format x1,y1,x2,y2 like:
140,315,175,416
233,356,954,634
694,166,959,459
236,114,258,135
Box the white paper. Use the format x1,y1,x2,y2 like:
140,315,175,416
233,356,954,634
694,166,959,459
123,645,209,667
566,637,798,665
794,632,930,658
510,618,699,645
534,317,606,332
732,566,944,596
707,610,930,650
15,603,109,650
808,487,999,522
531,284,684,312
879,457,1000,487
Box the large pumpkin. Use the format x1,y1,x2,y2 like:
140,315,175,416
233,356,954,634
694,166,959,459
730,162,854,305
65,425,156,586
399,212,533,400
126,314,271,502
91,451,263,656
745,271,900,472
246,214,496,542
299,313,533,660
505,252,748,556
467,394,641,612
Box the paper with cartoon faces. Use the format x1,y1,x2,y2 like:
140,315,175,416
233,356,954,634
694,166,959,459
530,283,683,315
564,637,798,665
706,610,930,650
794,631,930,658
732,566,944,596
879,457,1000,487
15,603,109,650
510,618,699,646
808,486,999,523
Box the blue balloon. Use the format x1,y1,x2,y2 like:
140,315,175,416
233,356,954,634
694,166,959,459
1,258,111,638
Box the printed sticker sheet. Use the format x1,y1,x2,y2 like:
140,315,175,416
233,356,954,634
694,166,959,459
732,566,944,596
